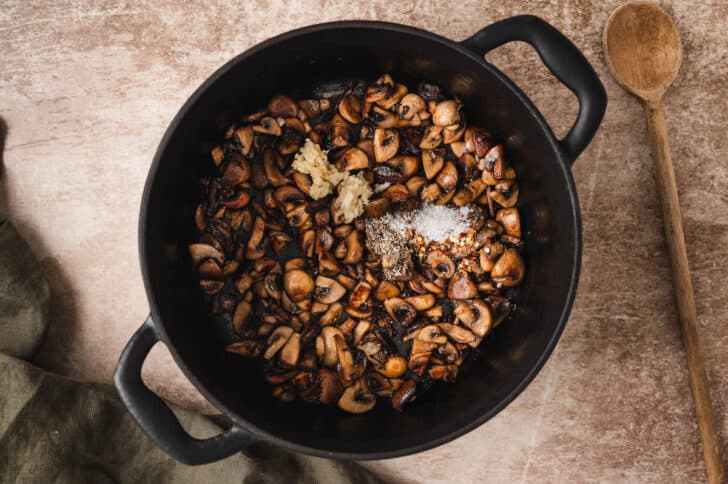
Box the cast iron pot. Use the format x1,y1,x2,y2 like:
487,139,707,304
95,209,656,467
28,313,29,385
115,15,606,464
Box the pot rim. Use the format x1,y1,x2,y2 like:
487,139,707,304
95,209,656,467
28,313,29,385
138,19,582,460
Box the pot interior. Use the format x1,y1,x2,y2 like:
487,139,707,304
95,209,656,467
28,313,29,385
141,23,579,458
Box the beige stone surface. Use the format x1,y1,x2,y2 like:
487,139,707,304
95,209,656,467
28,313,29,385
1,0,727,482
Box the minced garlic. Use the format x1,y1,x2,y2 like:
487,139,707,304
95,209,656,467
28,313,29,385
332,172,374,224
291,138,346,199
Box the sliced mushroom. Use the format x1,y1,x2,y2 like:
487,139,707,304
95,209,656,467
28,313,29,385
225,340,262,358
373,128,399,163
336,272,356,290
454,299,493,337
449,140,467,158
263,148,288,187
284,258,306,271
319,302,344,326
232,300,252,335
352,320,372,346
364,196,391,218
318,250,341,276
336,147,369,172
406,176,427,196
422,149,445,179
464,126,492,157
442,121,466,144
488,183,519,208
320,326,344,367
383,297,417,326
397,93,426,120
273,186,304,206
374,281,401,301
338,94,363,124
405,294,435,311
283,269,315,302
224,156,251,186
272,384,296,402
419,125,443,149
268,94,298,118
343,230,363,264
210,145,225,167
435,161,458,190
439,323,476,344
496,207,521,238
189,243,224,266
334,334,366,385
346,281,372,318
314,276,347,304
337,379,376,414
421,183,443,203
428,364,458,382
367,371,395,397
391,379,417,411
297,99,322,118
382,183,410,202
233,126,254,156
318,368,344,404
417,324,448,344
253,116,282,136
279,332,301,367
199,279,224,295
447,271,477,299
491,248,525,287
408,349,432,377
365,73,394,103
264,326,294,360
432,100,460,127
245,216,267,260
378,83,408,110
386,155,420,179
369,105,396,128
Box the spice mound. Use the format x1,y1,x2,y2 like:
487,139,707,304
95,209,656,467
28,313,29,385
190,72,526,415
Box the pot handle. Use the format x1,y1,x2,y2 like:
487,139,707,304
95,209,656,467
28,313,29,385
114,315,254,465
461,15,607,163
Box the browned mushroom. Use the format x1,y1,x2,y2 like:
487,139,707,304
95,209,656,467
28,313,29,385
225,340,262,358
245,216,267,260
336,272,356,290
435,161,458,190
374,281,401,301
264,326,294,360
422,148,445,179
443,121,466,144
314,276,347,304
421,183,442,203
439,323,476,344
263,148,288,187
233,126,254,156
353,320,372,345
343,229,363,264
273,185,304,205
336,147,369,172
338,93,363,124
464,126,492,157
386,155,420,179
447,271,477,299
373,128,399,163
496,207,521,238
488,183,519,208
432,100,460,127
397,93,426,120
334,334,366,385
428,365,458,382
210,145,225,167
319,302,344,326
283,269,315,302
297,99,322,118
253,116,282,136
346,281,372,318
364,196,390,218
382,183,410,202
268,94,298,117
279,332,301,367
405,294,436,311
419,125,443,149
383,297,416,326
337,379,376,414
319,326,344,367
377,83,407,110
369,105,396,128
391,379,416,411
272,384,296,402
406,176,427,196
491,248,525,286
232,300,252,335
189,243,224,266
317,368,344,404
199,279,224,295
417,324,448,344
365,73,394,103
223,157,250,186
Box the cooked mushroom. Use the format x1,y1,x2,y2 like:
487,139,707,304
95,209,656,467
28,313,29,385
283,269,315,302
233,126,254,156
334,334,366,385
388,379,416,411
264,326,294,360
189,243,224,266
380,356,407,379
210,145,225,167
353,320,372,345
405,294,435,311
406,176,427,196
421,183,443,203
382,183,409,202
439,323,476,344
343,230,363,264
496,207,521,238
337,379,376,414
263,148,288,187
273,186,304,206
386,155,420,179
417,324,448,344
199,279,224,295
225,340,262,358
365,73,394,103
318,250,341,276
491,248,525,286
317,368,344,404
245,216,267,260
297,99,322,118
319,326,344,367
232,300,252,335
336,147,369,172
253,116,282,136
373,128,399,163
432,100,460,127
364,196,390,218
336,272,356,290
464,126,492,157
488,183,519,208
369,105,396,128
407,349,432,377
435,161,458,190
419,125,443,149
338,94,363,124
397,93,426,120
377,82,407,109
268,94,298,117
314,276,347,304
279,332,301,367
272,384,296,402
347,281,372,314
428,365,458,382
383,297,417,326
421,149,444,180
443,121,466,144
447,271,477,299
319,302,344,326
223,156,251,186
454,299,493,338
374,281,401,301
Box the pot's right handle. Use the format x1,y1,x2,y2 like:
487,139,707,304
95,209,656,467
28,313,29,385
114,316,255,465
462,15,607,163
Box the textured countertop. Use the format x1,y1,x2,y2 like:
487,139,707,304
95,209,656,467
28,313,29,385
2,1,727,482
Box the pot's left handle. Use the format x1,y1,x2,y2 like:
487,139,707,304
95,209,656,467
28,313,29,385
114,316,254,465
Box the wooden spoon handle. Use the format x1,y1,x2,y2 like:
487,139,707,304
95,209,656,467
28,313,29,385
644,99,725,484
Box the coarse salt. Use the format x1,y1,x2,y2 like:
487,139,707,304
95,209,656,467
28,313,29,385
384,204,473,243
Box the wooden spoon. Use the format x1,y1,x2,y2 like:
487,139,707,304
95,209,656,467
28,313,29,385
604,3,724,483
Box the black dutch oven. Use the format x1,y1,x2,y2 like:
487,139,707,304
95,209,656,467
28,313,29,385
115,16,606,464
